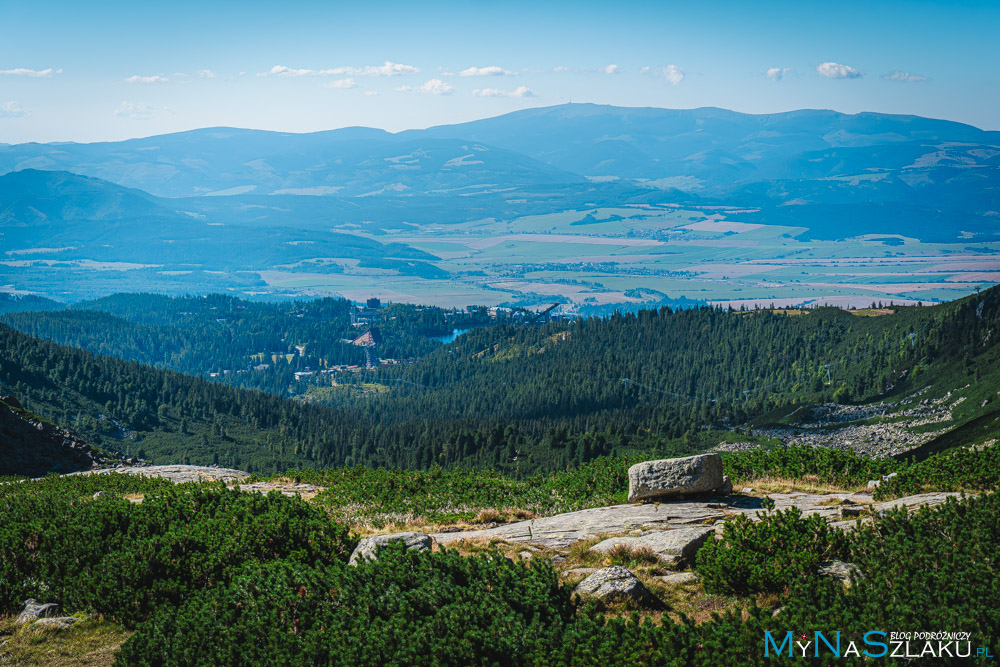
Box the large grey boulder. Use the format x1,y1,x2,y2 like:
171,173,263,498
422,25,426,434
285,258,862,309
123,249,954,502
628,454,724,502
16,599,59,625
573,566,659,606
348,532,432,566
589,527,715,563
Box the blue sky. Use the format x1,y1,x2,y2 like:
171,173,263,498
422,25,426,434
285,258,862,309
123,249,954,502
1,0,998,142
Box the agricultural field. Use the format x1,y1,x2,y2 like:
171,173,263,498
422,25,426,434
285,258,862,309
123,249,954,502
297,204,1000,312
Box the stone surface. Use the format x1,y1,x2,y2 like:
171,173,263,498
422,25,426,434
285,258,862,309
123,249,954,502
349,531,432,566
657,571,698,585
753,394,964,457
16,599,59,625
432,492,962,551
562,567,598,579
628,454,724,502
590,527,714,563
818,560,862,586
574,566,658,606
92,491,116,500
31,617,80,630
717,475,733,496
76,465,250,484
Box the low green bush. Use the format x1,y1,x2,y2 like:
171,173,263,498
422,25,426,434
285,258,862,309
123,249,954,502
874,445,1000,500
696,505,851,596
117,546,576,666
0,477,354,624
722,444,898,488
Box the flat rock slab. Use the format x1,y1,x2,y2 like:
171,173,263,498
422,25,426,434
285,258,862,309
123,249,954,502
658,572,699,585
590,527,715,562
432,492,963,551
31,617,80,630
76,465,250,484
237,481,325,499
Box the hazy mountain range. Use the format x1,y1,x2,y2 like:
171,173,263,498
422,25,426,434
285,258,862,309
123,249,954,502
1,104,998,302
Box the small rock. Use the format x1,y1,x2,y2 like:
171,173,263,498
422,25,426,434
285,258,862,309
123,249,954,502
518,551,533,560
590,527,714,563
32,617,79,630
348,532,432,566
741,487,754,494
772,606,784,618
717,475,733,496
562,567,598,579
549,555,567,565
17,599,59,625
628,454,724,503
574,566,660,607
818,560,862,587
92,491,116,500
657,571,698,585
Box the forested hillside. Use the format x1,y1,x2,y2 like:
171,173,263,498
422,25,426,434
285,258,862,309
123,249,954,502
3,294,490,394
2,287,999,474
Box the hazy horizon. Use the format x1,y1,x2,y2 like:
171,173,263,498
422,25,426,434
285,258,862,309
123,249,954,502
2,0,998,143
4,101,999,147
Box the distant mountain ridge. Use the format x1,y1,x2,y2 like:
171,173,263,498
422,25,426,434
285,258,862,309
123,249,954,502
1,104,997,198
1,104,997,290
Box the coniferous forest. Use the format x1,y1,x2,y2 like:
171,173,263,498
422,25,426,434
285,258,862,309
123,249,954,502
2,286,999,474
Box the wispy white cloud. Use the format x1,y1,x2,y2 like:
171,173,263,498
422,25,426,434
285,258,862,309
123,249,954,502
267,61,420,78
325,77,358,89
642,64,685,85
395,78,454,95
113,101,155,119
472,86,535,98
883,70,928,82
197,69,217,79
459,66,514,77
364,90,379,96
125,74,168,84
0,101,28,118
598,64,620,74
0,68,61,78
553,66,570,73
816,62,862,79
765,67,792,81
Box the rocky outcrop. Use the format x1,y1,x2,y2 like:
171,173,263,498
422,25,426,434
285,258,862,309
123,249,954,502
433,492,964,550
657,572,698,585
573,566,659,607
348,532,432,566
818,560,862,587
627,454,724,502
16,599,60,625
589,527,715,563
76,465,249,484
0,396,119,477
31,617,80,630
